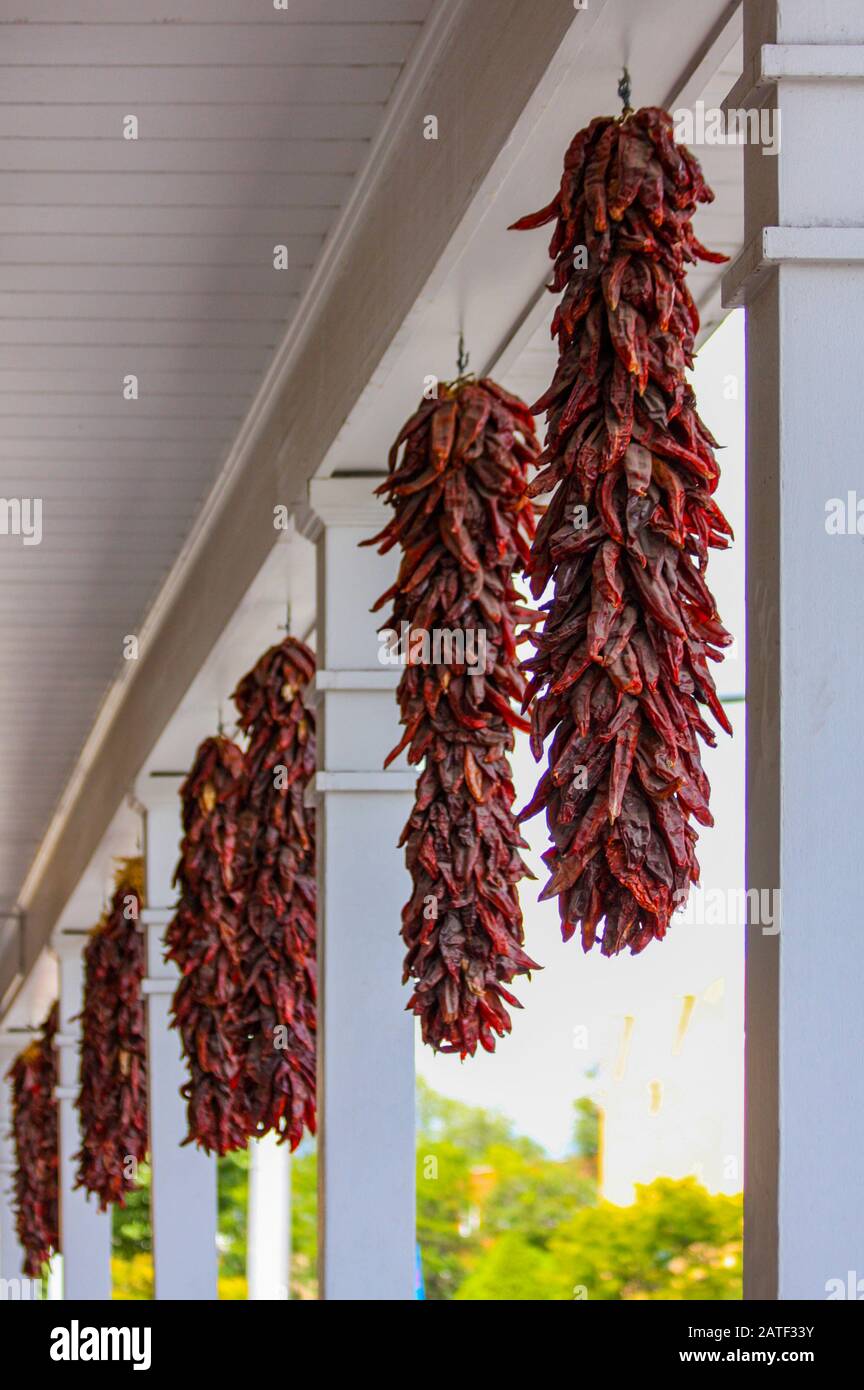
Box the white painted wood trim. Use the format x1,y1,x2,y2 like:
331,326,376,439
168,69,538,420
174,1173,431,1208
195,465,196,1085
313,510,416,1299
307,476,389,530
247,1134,292,1302
739,0,864,1301
313,770,417,793
139,908,173,928
140,978,174,996
311,668,402,695
723,226,864,308
728,40,864,110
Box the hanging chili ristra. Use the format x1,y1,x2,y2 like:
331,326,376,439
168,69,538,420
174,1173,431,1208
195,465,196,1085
75,859,147,1208
511,106,733,956
166,735,248,1155
232,636,317,1148
364,376,541,1056
7,1003,59,1277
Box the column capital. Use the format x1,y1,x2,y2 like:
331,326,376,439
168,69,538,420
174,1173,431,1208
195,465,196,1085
50,928,92,957
309,668,400,698
723,226,864,309
134,772,184,810
299,475,389,539
725,41,864,111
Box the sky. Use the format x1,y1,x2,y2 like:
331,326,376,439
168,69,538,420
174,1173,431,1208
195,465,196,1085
415,310,747,1167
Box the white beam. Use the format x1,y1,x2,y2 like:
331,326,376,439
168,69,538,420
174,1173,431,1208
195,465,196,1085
728,0,864,1301
139,776,218,1301
302,478,415,1301
53,930,112,1300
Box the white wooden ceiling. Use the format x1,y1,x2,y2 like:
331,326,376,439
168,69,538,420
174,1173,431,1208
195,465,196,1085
0,0,435,908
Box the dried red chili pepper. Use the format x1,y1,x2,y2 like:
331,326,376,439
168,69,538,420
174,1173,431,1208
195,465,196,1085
365,377,541,1056
75,859,147,1208
232,636,317,1148
166,735,248,1156
7,1003,59,1277
511,107,733,956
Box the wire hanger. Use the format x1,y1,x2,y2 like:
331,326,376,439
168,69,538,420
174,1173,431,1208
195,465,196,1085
618,66,633,119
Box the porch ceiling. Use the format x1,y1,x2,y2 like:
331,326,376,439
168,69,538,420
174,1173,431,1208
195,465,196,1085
0,0,434,909
0,0,746,1014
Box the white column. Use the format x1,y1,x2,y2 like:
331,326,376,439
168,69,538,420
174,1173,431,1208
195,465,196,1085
724,0,864,1300
247,1133,291,1300
53,931,112,1300
139,775,218,1300
302,477,416,1301
0,1035,27,1290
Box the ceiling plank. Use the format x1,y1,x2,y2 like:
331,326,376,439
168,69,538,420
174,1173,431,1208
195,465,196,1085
2,0,432,19
0,65,400,104
0,105,383,140
3,0,431,19
0,22,420,66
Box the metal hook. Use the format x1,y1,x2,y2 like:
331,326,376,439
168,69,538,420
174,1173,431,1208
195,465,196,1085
456,330,470,377
278,599,292,635
217,701,225,736
617,66,633,118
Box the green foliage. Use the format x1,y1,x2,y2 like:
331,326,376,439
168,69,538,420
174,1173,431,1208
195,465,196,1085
416,1139,476,1300
217,1147,248,1281
415,1078,595,1299
289,1144,317,1299
111,1161,152,1261
480,1143,595,1249
455,1232,556,1301
112,1252,153,1300
107,1084,741,1303
456,1177,742,1301
547,1177,743,1301
571,1096,600,1160
416,1076,541,1161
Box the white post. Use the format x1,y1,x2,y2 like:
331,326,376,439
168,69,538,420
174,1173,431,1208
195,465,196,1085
247,1134,291,1300
725,0,864,1300
302,477,416,1301
53,931,112,1300
139,775,218,1300
0,1035,27,1290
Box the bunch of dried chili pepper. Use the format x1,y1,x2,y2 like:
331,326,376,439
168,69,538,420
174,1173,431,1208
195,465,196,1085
231,636,317,1149
364,377,541,1056
166,735,248,1155
75,858,148,1208
511,106,733,956
6,1003,59,1277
